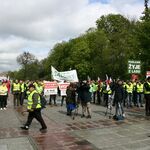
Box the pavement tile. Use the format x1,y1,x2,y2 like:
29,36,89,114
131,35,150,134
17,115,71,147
0,145,7,150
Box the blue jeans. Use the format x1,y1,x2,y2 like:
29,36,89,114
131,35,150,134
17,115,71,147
127,93,132,107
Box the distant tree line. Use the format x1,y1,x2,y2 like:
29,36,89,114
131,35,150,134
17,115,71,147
7,1,150,80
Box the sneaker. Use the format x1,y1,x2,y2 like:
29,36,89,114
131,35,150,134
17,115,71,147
20,126,29,130
0,108,3,110
3,107,6,110
122,113,125,117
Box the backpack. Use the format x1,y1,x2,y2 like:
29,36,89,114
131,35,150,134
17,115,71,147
40,96,47,109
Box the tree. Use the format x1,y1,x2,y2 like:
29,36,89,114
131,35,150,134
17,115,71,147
137,0,150,74
96,14,137,78
17,51,36,79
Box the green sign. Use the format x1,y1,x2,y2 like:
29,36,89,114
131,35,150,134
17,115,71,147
128,60,141,74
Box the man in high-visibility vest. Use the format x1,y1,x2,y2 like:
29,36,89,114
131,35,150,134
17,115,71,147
144,77,150,116
136,81,144,107
102,82,112,107
20,80,25,106
91,80,98,104
12,80,21,107
20,84,47,132
126,81,133,108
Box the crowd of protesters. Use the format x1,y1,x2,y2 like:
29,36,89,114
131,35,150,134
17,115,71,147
0,77,150,122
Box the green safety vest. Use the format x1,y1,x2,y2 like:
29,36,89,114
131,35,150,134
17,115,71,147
107,89,112,95
103,85,112,94
92,83,98,92
13,83,20,92
27,90,41,110
126,84,133,93
144,82,150,94
136,84,143,93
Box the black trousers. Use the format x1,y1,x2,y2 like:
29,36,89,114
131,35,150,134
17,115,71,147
97,91,101,104
93,91,96,103
0,95,7,108
103,93,108,107
20,92,25,105
49,95,56,105
61,96,66,106
13,93,20,106
25,108,47,129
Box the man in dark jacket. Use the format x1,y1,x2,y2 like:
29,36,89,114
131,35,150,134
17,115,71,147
80,81,92,118
113,80,125,119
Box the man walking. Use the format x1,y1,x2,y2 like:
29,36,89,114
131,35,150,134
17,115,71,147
20,84,47,132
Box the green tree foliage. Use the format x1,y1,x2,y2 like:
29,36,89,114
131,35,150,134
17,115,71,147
10,5,150,80
17,51,37,79
137,1,150,74
96,14,138,78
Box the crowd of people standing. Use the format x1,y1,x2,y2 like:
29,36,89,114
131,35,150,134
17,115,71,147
0,77,150,122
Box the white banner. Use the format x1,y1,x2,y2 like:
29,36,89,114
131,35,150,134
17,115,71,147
51,66,78,82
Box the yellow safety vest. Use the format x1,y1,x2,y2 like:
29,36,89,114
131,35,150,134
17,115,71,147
144,82,150,94
27,90,41,110
13,83,20,92
126,84,133,93
0,85,8,95
137,84,143,93
21,83,25,92
36,85,43,94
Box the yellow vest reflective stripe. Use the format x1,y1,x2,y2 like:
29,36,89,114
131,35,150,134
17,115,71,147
27,90,41,110
144,82,150,94
13,83,20,92
126,84,133,93
0,85,8,95
137,84,143,93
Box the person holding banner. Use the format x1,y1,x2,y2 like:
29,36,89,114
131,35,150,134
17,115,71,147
48,81,58,106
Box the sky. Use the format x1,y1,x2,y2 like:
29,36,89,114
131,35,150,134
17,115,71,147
0,0,146,72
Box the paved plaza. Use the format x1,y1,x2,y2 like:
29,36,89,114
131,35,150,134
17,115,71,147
0,96,150,150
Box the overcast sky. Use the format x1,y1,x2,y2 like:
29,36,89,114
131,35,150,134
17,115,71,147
0,0,146,72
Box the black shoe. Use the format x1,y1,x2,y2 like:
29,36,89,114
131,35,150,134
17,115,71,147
141,105,144,107
67,113,71,116
40,127,47,132
87,115,92,119
81,114,85,118
20,126,29,130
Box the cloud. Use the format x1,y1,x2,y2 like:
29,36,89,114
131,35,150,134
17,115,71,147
0,0,145,72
